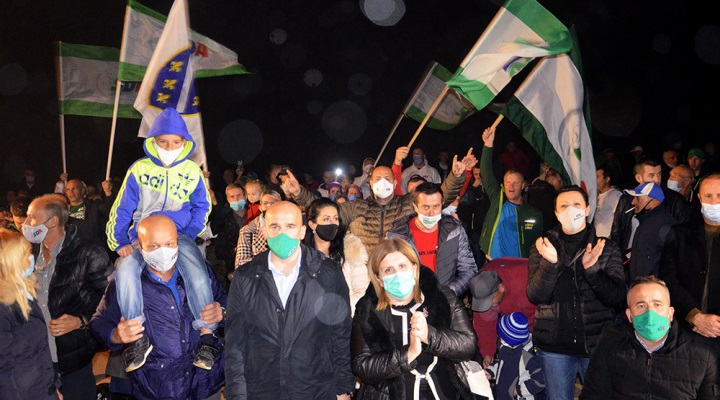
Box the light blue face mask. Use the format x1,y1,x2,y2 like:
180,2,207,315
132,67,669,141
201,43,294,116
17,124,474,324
382,270,416,300
23,254,35,278
330,193,340,201
348,195,357,201
230,199,246,211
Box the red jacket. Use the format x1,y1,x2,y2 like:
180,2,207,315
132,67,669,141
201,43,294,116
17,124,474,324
472,257,537,359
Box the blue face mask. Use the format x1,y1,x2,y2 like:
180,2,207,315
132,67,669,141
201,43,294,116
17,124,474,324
229,199,246,211
330,193,339,201
413,155,424,165
348,195,357,201
382,270,416,300
23,255,35,278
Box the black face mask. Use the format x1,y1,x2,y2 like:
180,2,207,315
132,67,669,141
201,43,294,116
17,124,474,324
314,223,339,242
635,199,653,216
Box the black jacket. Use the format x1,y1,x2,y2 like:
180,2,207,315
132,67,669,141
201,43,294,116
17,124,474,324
351,267,477,400
32,224,114,375
526,224,627,354
628,205,677,280
224,245,355,399
659,220,720,324
580,322,720,399
210,204,245,266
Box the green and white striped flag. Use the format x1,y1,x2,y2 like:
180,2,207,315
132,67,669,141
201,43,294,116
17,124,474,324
119,0,247,82
446,0,571,111
405,62,476,130
500,29,597,218
57,42,141,119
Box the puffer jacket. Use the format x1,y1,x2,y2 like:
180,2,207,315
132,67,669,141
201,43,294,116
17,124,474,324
478,146,544,258
526,224,626,354
580,322,720,399
106,109,211,251
224,245,356,399
343,232,370,316
31,224,114,375
0,287,60,400
91,262,226,400
388,214,478,297
351,267,477,400
293,172,464,256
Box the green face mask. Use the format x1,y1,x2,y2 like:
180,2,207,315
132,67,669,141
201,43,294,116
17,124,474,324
631,309,670,342
267,232,300,259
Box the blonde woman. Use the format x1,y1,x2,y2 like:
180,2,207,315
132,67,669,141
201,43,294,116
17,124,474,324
0,229,61,399
351,238,477,399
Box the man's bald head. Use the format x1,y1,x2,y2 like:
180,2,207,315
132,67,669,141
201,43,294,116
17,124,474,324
137,214,178,251
264,201,306,244
265,201,303,226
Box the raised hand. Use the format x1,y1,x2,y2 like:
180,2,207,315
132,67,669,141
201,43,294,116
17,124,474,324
451,154,464,177
460,147,477,170
284,170,302,196
395,146,409,165
482,127,495,148
582,239,605,269
535,237,558,264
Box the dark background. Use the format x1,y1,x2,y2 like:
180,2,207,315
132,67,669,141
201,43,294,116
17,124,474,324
1,0,718,194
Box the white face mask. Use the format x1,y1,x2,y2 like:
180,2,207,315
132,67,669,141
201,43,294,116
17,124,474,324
417,212,442,229
442,205,457,215
22,219,51,244
154,141,184,166
557,206,586,232
372,178,394,199
701,203,720,224
666,180,681,192
141,246,179,273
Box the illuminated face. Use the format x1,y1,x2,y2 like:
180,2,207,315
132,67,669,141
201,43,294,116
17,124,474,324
245,183,262,203
260,194,279,212
347,186,361,198
625,283,674,325
635,165,661,185
139,227,178,252
596,169,609,192
329,186,343,196
309,205,339,231
503,172,524,203
64,180,85,205
226,187,246,203
414,192,442,217
699,177,720,206
154,134,185,151
265,203,306,241
377,251,416,280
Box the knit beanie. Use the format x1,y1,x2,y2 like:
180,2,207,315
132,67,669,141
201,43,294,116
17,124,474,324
497,312,529,347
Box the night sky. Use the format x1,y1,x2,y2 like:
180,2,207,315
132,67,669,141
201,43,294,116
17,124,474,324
1,0,718,193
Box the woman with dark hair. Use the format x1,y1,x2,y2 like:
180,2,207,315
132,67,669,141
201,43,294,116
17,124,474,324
303,197,369,315
351,237,477,400
0,229,61,399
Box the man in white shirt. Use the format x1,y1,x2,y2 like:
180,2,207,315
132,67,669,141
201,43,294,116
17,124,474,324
401,147,441,194
594,166,622,238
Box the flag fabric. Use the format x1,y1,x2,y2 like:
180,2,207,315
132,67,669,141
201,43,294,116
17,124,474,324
446,0,571,111
57,43,141,119
499,29,597,218
119,0,246,82
133,0,206,167
405,62,476,130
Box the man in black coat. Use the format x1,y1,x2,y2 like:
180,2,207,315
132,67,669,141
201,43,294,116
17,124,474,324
659,172,720,338
580,277,719,399
24,194,114,400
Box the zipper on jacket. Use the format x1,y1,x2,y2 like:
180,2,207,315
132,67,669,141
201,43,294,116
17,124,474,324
161,169,169,211
379,205,386,239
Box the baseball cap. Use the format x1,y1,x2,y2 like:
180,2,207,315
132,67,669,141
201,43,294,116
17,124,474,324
624,182,665,202
497,312,530,347
470,270,501,312
688,148,705,160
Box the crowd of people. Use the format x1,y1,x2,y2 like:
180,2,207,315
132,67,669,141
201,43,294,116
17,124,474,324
1,108,720,400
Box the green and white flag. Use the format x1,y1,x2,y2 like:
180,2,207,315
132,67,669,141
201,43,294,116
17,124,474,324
119,0,247,82
500,29,597,218
57,42,141,119
405,62,476,130
446,0,571,111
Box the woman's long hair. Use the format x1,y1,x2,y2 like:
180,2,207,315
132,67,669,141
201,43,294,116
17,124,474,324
302,198,346,265
367,238,422,311
0,229,37,320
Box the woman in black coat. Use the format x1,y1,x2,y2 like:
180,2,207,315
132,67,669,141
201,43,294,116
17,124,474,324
351,237,477,400
0,229,60,399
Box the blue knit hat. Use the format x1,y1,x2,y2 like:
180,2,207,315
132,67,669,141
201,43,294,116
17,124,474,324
147,108,192,141
497,312,529,347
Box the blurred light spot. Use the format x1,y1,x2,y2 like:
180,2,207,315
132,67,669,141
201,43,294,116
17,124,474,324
696,25,720,65
652,33,672,55
269,28,287,45
304,68,324,87
0,63,28,96
280,45,307,68
307,100,323,115
322,100,367,143
315,293,349,325
360,0,406,27
217,119,263,164
348,73,372,95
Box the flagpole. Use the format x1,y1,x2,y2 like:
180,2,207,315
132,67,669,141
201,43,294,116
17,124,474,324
373,61,439,166
407,85,449,148
106,80,123,180
54,41,68,174
491,114,504,129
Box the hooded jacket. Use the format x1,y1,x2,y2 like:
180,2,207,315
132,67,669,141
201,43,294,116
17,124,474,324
106,108,211,251
91,262,226,400
387,213,478,297
351,267,477,400
224,245,356,399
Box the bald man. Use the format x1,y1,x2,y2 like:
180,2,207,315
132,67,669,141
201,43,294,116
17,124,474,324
62,177,114,248
92,215,226,399
225,201,355,400
667,164,697,204
285,146,475,255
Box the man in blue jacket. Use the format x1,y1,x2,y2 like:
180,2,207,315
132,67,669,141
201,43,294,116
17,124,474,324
92,215,226,400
